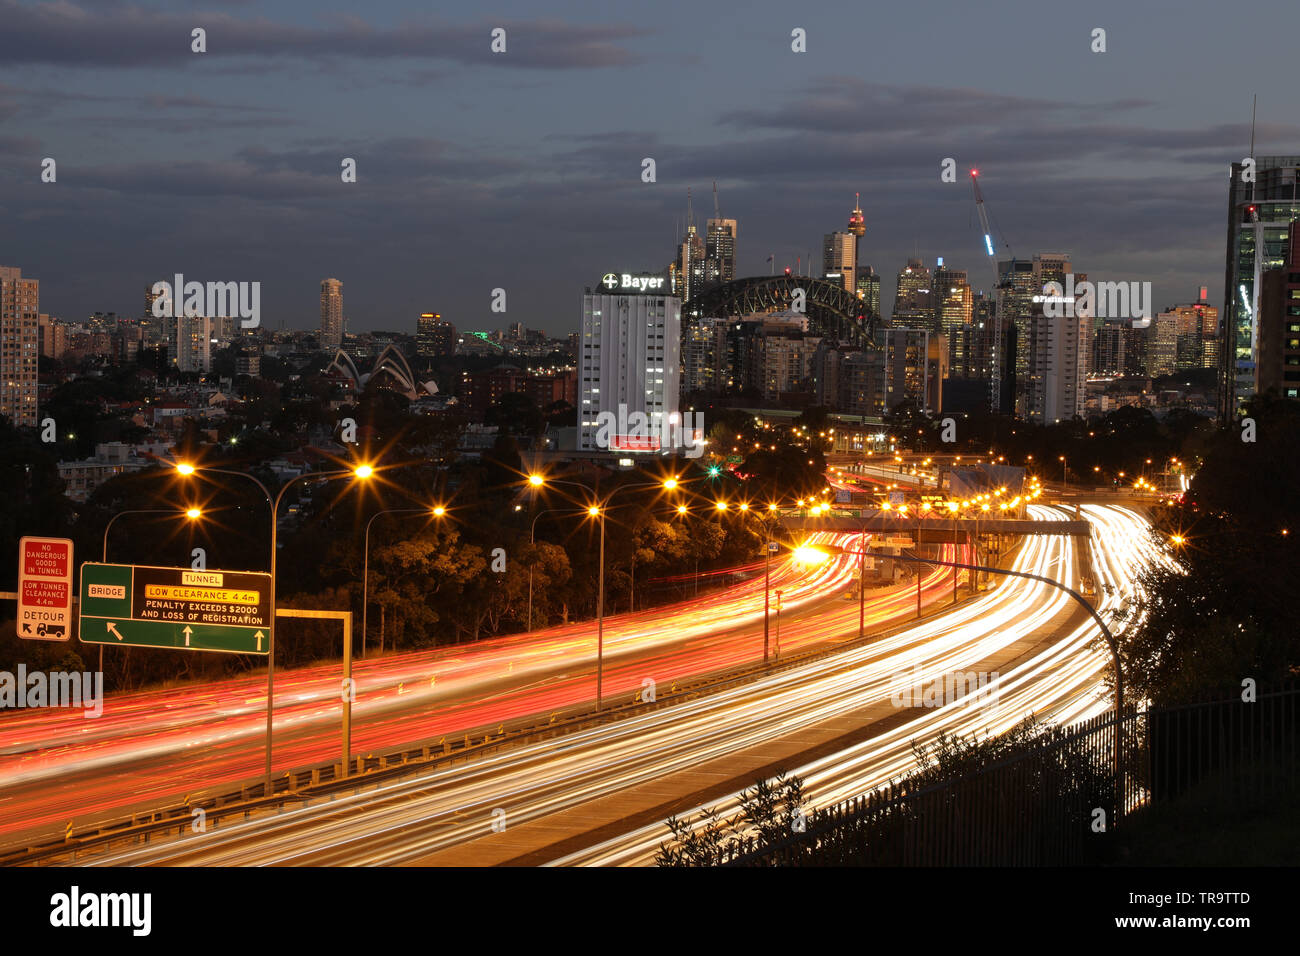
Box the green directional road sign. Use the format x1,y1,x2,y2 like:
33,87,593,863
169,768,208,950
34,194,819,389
79,562,271,655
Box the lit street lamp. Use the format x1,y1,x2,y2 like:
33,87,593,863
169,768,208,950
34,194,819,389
178,459,375,789
99,507,202,673
527,472,680,709
527,507,572,632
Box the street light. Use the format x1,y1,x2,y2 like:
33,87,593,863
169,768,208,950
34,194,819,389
178,459,376,789
769,544,832,661
527,473,679,709
362,505,446,658
527,507,575,632
99,507,203,674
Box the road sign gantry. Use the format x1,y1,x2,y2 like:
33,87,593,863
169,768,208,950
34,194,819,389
79,562,271,654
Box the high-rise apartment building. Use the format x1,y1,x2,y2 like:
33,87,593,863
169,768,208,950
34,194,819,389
882,328,944,416
682,315,728,394
320,278,344,349
579,282,681,453
1221,156,1300,419
758,328,822,402
839,350,888,417
0,266,39,427
38,313,66,360
175,315,214,373
1026,311,1087,423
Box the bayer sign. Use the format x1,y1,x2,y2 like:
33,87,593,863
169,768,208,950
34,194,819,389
600,272,666,293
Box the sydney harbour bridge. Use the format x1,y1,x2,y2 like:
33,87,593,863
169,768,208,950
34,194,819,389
683,275,879,349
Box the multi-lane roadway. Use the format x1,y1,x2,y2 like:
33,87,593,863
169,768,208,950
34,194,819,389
61,502,1160,866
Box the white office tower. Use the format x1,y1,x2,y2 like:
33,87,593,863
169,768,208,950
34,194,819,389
579,287,681,453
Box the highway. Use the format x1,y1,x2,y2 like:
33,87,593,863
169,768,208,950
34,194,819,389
71,502,1160,866
0,529,958,847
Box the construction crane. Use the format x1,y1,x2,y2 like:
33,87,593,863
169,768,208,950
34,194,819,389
970,168,1014,412
970,168,1004,285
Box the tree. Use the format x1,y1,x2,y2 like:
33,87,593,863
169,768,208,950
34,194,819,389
656,771,805,866
1121,395,1300,703
369,529,486,650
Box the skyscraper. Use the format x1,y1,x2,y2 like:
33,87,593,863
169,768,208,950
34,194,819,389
579,280,681,453
933,264,973,368
823,231,856,293
1154,290,1219,373
1257,220,1300,400
416,312,457,357
0,266,39,427
705,217,737,286
320,278,344,349
855,265,881,321
1221,156,1300,419
994,259,1035,413
892,259,933,328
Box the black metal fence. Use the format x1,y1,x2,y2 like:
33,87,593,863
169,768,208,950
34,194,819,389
716,684,1298,866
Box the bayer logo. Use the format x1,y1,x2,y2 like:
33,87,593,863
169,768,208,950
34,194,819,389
601,273,620,289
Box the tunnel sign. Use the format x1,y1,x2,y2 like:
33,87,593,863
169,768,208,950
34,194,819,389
79,563,271,655
17,537,74,641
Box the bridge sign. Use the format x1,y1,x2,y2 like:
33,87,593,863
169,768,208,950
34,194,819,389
17,537,74,641
79,563,271,655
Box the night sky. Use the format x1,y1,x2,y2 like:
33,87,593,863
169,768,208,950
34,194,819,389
3,0,1299,337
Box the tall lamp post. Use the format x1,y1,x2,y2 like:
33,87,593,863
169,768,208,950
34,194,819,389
178,460,375,790
99,507,202,673
947,501,960,604
823,541,1128,807
363,505,445,658
527,473,680,710
527,508,566,633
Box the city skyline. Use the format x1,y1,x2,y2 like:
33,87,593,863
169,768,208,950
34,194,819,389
4,0,1300,335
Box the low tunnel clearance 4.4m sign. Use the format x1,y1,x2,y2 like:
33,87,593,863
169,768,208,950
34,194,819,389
79,563,271,655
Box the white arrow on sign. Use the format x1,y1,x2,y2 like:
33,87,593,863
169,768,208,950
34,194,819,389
254,630,264,651
182,626,193,647
106,622,124,641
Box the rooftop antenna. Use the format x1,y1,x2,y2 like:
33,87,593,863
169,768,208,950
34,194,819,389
1249,93,1257,206
713,179,720,222
686,187,695,234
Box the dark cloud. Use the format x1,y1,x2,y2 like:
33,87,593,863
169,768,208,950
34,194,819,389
0,2,648,69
